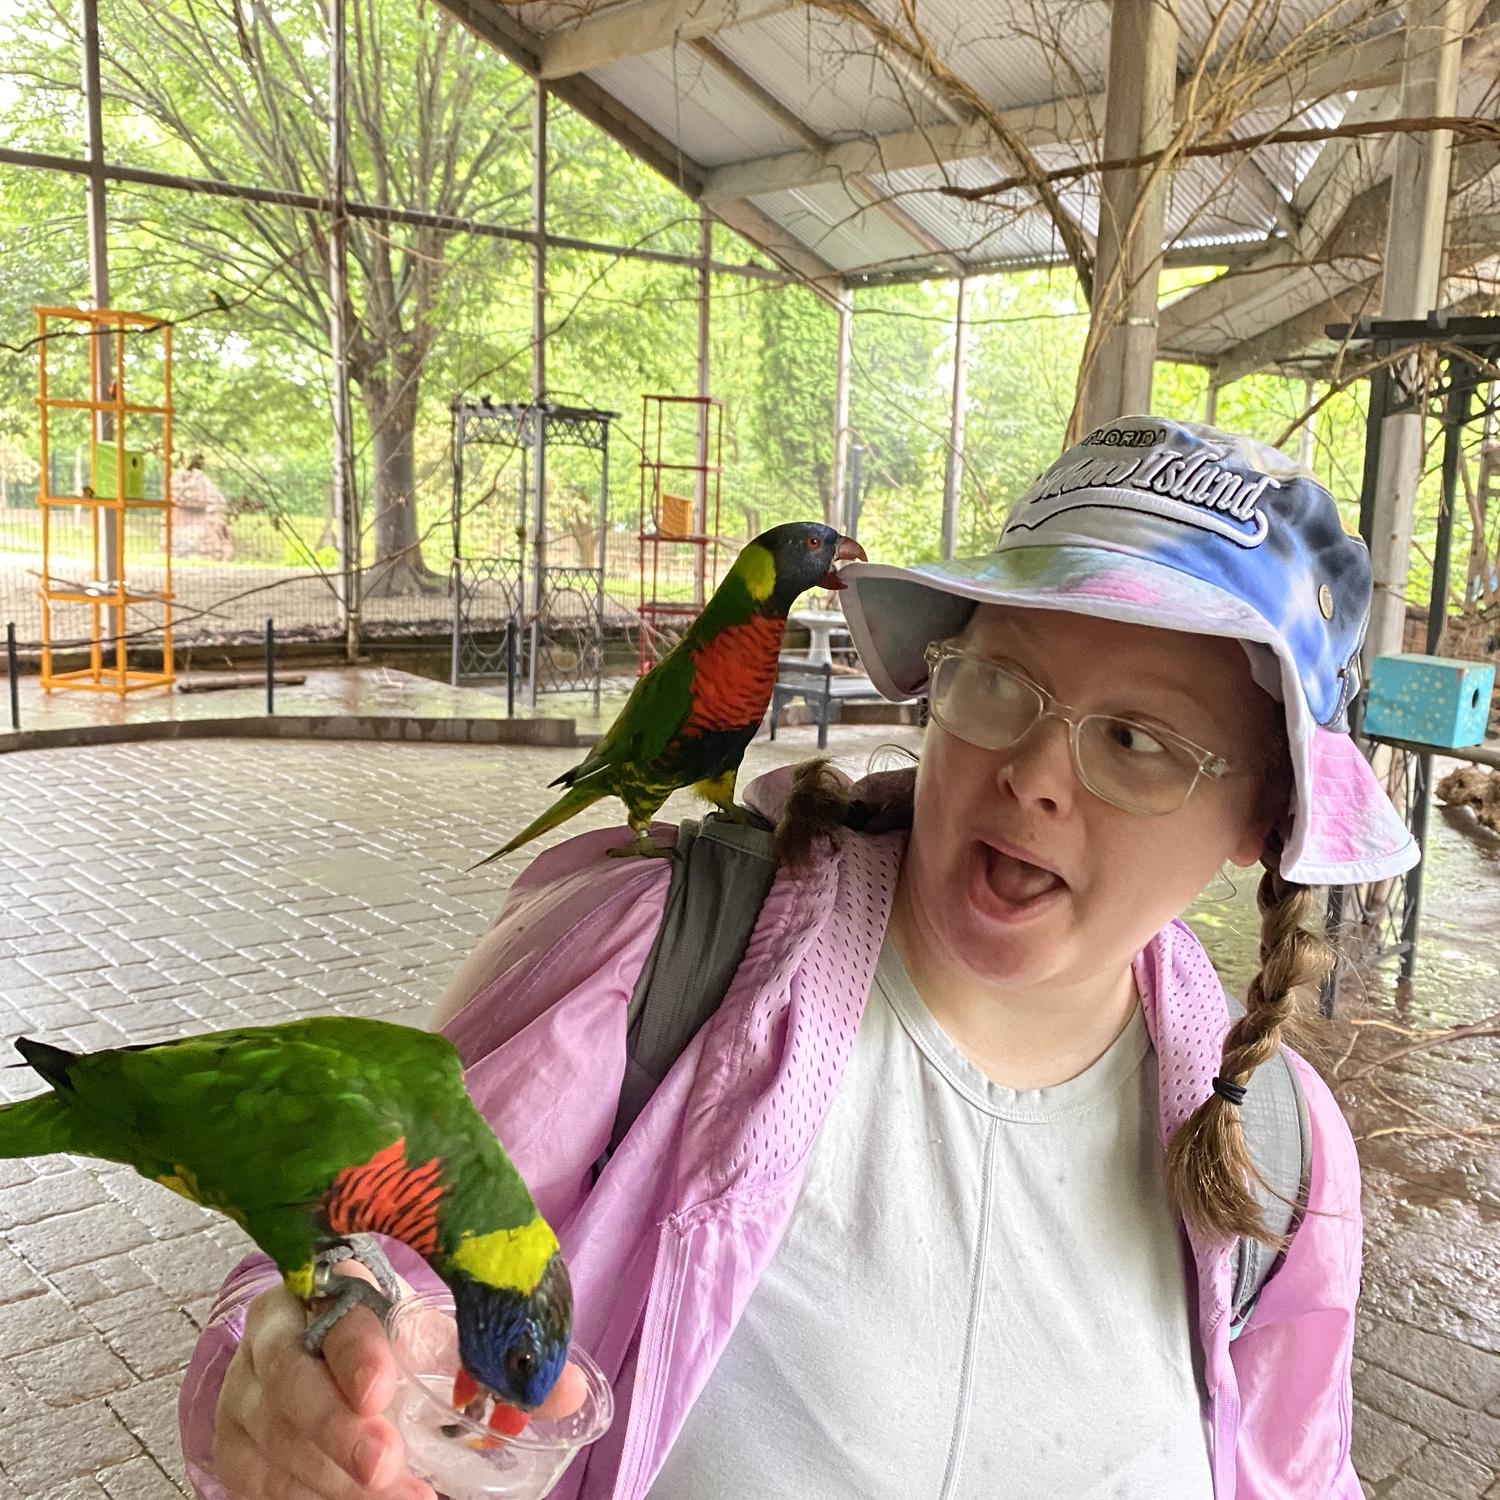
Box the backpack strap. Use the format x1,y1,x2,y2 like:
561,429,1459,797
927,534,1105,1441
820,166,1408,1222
604,814,779,1162
1225,993,1313,1334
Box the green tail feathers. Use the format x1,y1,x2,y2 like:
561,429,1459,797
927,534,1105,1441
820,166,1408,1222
471,780,609,867
0,1092,83,1159
0,1039,89,1159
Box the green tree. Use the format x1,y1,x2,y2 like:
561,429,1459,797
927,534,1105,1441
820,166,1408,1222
8,0,536,592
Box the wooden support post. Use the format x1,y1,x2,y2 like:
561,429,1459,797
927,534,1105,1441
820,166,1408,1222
328,0,359,662
941,278,970,560
830,290,853,534
1079,0,1179,434
1365,0,1465,665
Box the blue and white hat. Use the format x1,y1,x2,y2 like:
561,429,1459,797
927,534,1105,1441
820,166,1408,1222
839,415,1419,885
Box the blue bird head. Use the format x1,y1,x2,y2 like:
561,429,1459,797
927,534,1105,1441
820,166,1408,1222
749,521,866,615
449,1249,573,1412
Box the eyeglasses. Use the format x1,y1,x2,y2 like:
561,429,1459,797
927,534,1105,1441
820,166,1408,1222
922,640,1245,816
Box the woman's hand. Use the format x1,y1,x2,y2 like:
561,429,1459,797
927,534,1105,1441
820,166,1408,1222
212,1263,436,1500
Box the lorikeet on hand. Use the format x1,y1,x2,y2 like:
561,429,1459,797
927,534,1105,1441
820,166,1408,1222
0,1017,570,1432
481,520,866,862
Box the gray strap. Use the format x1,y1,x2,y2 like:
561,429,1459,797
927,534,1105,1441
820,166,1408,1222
607,815,778,1157
1225,995,1312,1328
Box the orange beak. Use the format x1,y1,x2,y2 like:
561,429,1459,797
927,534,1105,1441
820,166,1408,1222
821,535,866,590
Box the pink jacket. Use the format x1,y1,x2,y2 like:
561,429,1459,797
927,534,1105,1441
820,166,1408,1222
179,766,1364,1499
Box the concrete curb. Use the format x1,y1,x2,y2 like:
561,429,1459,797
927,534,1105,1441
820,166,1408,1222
0,712,581,756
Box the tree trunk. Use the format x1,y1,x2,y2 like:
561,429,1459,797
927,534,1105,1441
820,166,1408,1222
358,368,442,597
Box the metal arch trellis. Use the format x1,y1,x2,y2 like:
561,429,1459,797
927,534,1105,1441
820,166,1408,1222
448,398,617,712
1321,313,1500,1010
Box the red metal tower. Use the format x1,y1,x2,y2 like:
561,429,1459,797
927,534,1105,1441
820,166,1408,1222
636,393,723,673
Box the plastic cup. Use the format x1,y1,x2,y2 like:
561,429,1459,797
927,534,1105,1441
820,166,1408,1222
384,1290,613,1500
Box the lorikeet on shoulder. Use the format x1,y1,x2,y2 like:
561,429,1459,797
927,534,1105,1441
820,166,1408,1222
481,520,865,862
0,1017,569,1433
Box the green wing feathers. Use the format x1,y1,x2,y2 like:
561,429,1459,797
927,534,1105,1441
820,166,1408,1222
0,1017,543,1274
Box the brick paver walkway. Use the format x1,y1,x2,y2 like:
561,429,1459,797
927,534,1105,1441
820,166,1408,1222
0,727,1496,1496
0,727,914,1496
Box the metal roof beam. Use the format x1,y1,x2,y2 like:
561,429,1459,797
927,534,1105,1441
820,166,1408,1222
702,101,1098,203
690,36,965,274
1209,215,1500,383
701,27,1406,206
437,0,847,294
849,238,1268,287
539,0,796,80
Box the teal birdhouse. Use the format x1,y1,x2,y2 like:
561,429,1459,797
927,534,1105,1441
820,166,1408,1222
1363,654,1496,749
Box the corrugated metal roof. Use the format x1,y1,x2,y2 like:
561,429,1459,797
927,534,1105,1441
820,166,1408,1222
586,46,806,167
450,0,1486,368
713,8,950,141
1177,0,1399,69
868,158,1054,267
905,0,1114,112
1165,154,1278,242
749,182,933,274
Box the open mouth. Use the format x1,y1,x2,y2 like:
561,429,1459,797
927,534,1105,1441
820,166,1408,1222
821,535,867,589
973,841,1066,917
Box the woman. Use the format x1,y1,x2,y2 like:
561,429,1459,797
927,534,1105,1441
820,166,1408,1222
183,417,1416,1499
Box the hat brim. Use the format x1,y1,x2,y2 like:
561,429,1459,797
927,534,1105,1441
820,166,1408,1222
838,550,1418,887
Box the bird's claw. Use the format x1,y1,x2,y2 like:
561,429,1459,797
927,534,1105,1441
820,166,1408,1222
710,802,753,826
606,836,679,860
303,1234,402,1357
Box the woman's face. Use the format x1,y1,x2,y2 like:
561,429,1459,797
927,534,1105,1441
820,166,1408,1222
901,604,1283,996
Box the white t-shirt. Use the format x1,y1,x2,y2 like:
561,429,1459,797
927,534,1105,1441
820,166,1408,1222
648,941,1214,1499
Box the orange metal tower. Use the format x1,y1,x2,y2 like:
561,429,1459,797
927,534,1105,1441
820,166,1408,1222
636,393,723,673
35,307,175,695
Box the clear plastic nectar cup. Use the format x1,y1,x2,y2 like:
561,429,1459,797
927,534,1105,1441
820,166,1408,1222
384,1289,613,1500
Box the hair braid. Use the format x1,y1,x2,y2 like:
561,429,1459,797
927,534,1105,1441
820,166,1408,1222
1164,832,1336,1248
773,757,851,868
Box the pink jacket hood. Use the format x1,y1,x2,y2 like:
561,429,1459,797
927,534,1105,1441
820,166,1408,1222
180,763,1364,1499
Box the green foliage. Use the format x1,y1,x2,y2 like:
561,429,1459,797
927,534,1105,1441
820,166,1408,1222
1,1,1477,623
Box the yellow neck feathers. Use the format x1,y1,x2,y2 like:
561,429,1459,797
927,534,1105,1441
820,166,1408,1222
448,1217,559,1294
730,542,776,603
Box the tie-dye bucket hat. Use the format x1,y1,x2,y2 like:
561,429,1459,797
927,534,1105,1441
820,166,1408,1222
839,415,1419,885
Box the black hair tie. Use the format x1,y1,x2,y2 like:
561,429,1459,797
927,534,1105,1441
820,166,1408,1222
1212,1076,1248,1107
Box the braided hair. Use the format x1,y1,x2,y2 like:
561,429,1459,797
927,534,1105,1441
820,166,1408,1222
1163,828,1336,1248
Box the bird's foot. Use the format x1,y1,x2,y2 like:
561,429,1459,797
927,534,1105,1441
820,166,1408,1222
710,801,753,826
606,833,679,860
303,1234,403,1357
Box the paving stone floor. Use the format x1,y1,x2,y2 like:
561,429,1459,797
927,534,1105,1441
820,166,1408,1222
0,723,1496,1496
0,725,916,1497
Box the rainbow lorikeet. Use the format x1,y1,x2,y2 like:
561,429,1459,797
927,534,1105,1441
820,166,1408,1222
0,1017,569,1433
481,521,865,862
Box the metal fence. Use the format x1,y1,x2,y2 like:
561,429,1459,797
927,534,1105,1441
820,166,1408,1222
0,445,831,658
